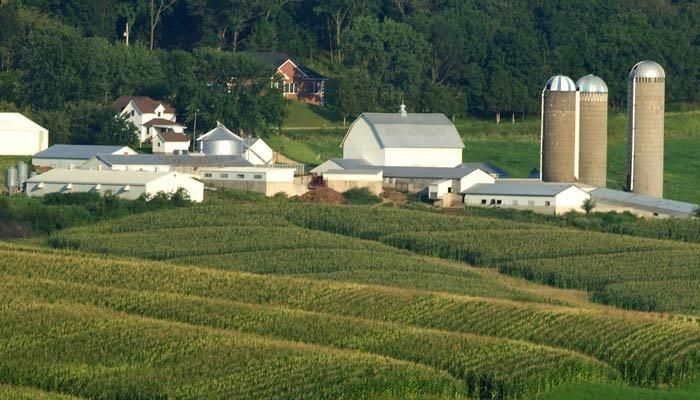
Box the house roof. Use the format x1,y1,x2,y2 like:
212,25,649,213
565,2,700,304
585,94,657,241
591,188,697,217
27,169,174,185
196,123,244,142
246,52,326,80
158,131,190,142
344,113,464,149
144,118,184,128
463,181,584,197
0,113,47,132
113,96,176,114
33,144,134,160
93,154,252,167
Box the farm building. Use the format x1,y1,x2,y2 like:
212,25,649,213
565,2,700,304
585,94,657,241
25,169,204,202
198,166,307,197
83,154,252,173
341,105,464,168
462,180,590,215
32,145,137,169
323,170,384,195
590,188,697,218
152,131,191,154
247,52,327,105
196,123,273,165
0,113,49,156
113,96,184,144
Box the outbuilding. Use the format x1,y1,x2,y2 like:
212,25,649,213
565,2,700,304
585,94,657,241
25,169,204,202
152,131,191,154
32,144,137,169
590,188,698,218
198,166,306,196
462,180,590,215
0,113,49,156
83,154,252,173
323,169,384,195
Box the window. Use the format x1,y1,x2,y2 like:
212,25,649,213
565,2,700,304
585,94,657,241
512,200,519,206
131,110,135,117
447,187,453,193
253,174,263,180
220,173,229,178
204,173,212,178
528,200,535,206
496,200,502,205
481,199,487,205
544,201,551,206
236,174,245,179
157,111,162,117
283,83,290,93
429,192,438,199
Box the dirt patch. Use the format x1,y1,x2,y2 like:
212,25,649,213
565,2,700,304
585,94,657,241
380,190,406,207
0,222,32,239
300,187,346,204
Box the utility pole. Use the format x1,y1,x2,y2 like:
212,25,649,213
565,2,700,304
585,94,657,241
192,109,199,152
123,22,130,46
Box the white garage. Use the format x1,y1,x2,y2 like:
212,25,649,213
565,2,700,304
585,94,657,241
0,113,49,155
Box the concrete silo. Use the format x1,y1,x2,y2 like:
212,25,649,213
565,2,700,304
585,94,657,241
540,75,579,182
627,60,665,197
576,74,608,187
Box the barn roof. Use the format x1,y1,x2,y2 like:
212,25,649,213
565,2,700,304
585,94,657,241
93,154,252,167
343,113,464,149
463,181,584,196
33,144,134,160
591,188,697,217
319,159,486,180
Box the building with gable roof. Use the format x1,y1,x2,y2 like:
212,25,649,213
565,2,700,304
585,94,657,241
247,52,327,105
113,96,185,144
0,113,49,155
196,122,273,165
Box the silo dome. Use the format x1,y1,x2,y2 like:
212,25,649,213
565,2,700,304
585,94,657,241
576,74,608,93
629,60,665,80
545,75,577,91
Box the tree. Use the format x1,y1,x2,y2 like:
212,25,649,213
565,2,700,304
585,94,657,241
582,198,596,215
313,0,378,64
693,207,700,219
150,0,176,50
66,101,138,147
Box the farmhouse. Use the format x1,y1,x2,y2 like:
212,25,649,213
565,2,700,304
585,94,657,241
0,113,49,156
152,131,191,154
113,96,185,144
32,144,137,169
198,166,306,197
196,123,273,165
25,169,204,202
340,105,464,168
248,52,327,105
590,188,698,218
462,180,590,215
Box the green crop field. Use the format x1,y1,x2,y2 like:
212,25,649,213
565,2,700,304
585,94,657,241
0,200,686,398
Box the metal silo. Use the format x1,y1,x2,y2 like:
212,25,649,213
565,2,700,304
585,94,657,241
627,60,665,197
201,139,241,156
17,161,29,184
576,74,608,187
540,75,579,182
6,167,18,194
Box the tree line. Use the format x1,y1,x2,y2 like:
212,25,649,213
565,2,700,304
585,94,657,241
0,0,698,144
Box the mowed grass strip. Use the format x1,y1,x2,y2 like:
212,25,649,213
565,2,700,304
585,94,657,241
1,246,698,387
0,385,83,400
0,300,466,400
1,274,617,400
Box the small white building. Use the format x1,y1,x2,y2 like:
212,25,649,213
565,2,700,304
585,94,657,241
462,180,590,215
152,131,191,154
198,166,306,196
113,96,182,144
25,169,204,202
340,105,464,168
32,144,137,169
0,113,49,155
427,169,495,200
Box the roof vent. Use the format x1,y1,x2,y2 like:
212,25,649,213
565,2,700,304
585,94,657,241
399,101,407,117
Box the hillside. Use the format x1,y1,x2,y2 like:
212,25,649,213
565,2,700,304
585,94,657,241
1,200,697,398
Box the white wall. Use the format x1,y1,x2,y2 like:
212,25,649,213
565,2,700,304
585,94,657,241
553,186,590,214
428,179,454,199
383,147,462,168
147,174,204,202
458,170,496,192
244,140,274,165
342,118,385,165
463,188,590,215
26,182,147,200
152,136,190,154
32,158,84,169
80,158,171,172
0,130,48,156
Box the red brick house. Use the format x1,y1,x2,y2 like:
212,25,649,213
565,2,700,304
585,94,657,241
248,52,327,106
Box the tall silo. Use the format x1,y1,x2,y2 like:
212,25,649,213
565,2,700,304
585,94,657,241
540,75,579,182
576,74,608,187
627,60,665,197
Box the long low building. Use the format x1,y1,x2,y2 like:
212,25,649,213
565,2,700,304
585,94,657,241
198,166,307,197
82,154,252,173
462,180,590,215
32,144,137,169
590,188,697,218
25,169,204,202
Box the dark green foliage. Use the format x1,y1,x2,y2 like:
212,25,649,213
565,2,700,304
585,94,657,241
342,188,381,205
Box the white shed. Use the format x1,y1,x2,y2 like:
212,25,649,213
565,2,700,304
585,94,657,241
32,144,137,169
462,180,590,215
340,106,464,168
152,131,191,154
25,169,204,202
0,113,49,155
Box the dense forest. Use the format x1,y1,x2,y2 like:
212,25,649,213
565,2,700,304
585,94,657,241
0,0,698,144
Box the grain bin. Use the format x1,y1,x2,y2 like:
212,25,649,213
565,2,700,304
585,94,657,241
17,161,29,184
6,166,18,194
576,74,608,187
627,60,665,197
540,75,579,182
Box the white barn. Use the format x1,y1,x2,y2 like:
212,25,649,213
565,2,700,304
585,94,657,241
32,144,137,169
25,169,204,202
462,180,590,215
340,105,464,168
0,113,49,155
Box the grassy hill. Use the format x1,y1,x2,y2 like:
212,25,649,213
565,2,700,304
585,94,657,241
1,200,698,398
275,105,700,204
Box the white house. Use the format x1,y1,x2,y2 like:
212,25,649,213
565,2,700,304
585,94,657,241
0,113,49,155
152,131,191,154
32,144,137,169
197,123,273,165
113,96,184,144
25,169,204,202
462,180,590,215
340,105,464,168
